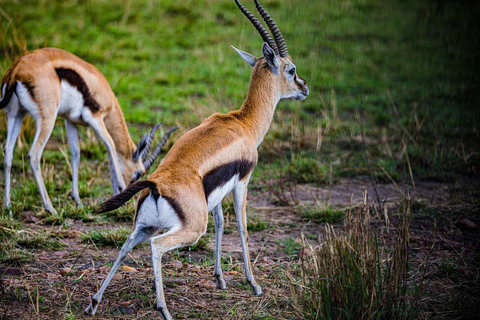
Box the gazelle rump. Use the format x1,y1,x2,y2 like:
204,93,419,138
0,48,177,214
84,0,308,318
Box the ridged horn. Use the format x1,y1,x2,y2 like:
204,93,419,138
143,126,179,171
140,123,162,161
132,123,162,162
234,0,279,55
254,0,289,57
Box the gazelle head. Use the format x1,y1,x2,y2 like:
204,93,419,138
232,0,309,101
125,124,179,185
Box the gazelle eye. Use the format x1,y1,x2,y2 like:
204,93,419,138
288,68,295,75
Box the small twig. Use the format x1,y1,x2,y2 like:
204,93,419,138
359,106,383,213
402,139,416,191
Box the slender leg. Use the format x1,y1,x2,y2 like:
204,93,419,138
3,100,25,214
150,229,205,320
83,115,125,195
28,116,57,215
212,203,226,289
84,226,152,315
65,120,82,206
233,180,263,295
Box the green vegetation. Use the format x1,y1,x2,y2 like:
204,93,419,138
300,205,344,223
81,226,131,247
0,0,477,212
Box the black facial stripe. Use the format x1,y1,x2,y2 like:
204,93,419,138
203,160,255,200
55,67,100,113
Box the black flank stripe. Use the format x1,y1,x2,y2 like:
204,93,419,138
0,82,17,110
55,67,100,113
203,160,255,200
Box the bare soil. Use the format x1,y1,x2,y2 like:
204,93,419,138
1,178,479,319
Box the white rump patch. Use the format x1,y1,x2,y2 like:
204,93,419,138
207,174,239,212
15,82,41,122
136,194,182,233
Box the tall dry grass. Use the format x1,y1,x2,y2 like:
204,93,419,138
290,191,415,320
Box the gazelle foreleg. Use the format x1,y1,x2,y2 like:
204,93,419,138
150,228,205,320
84,225,153,316
83,114,125,195
233,180,263,295
3,95,25,214
65,120,82,206
212,203,227,289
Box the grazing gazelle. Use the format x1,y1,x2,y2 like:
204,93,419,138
84,0,308,318
0,48,178,214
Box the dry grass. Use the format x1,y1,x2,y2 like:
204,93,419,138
289,191,416,320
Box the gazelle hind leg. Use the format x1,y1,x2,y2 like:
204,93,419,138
233,181,263,295
3,95,25,213
28,116,57,214
65,120,82,206
150,228,206,320
212,203,226,289
84,225,153,315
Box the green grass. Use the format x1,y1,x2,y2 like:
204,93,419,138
0,0,477,201
300,205,345,223
81,226,131,247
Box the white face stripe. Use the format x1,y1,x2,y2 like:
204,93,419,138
207,174,240,212
136,194,182,233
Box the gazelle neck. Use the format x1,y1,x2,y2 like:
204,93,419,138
237,65,280,147
103,98,136,160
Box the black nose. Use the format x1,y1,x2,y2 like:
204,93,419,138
130,171,142,184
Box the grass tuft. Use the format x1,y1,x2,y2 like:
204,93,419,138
299,205,344,224
289,191,416,319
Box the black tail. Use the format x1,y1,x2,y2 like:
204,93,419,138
97,180,157,213
0,82,17,110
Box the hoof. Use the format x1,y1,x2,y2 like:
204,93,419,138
84,298,98,315
156,305,173,320
215,276,227,290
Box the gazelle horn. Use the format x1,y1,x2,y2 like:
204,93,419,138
234,0,279,55
143,126,179,171
132,123,162,162
254,0,289,57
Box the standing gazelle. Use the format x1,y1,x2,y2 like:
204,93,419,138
0,48,178,214
84,0,308,318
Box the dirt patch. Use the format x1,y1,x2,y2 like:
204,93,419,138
1,177,479,319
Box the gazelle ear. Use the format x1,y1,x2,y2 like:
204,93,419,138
261,42,279,75
231,45,257,67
